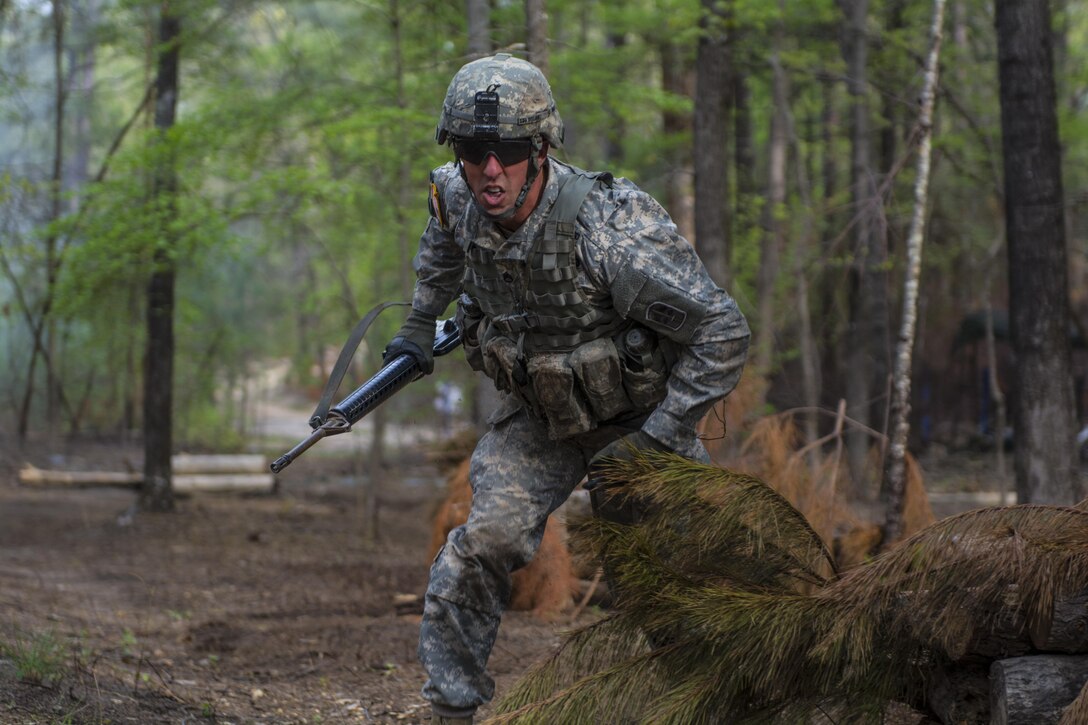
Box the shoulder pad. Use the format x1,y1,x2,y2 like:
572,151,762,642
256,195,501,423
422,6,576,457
428,163,461,231
428,162,474,232
611,255,707,344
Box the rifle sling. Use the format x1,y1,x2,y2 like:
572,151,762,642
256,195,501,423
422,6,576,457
309,301,411,429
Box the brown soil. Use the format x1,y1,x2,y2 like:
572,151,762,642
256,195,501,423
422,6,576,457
0,440,581,724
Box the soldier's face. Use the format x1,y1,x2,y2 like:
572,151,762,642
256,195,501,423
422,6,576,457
460,146,547,229
462,153,527,215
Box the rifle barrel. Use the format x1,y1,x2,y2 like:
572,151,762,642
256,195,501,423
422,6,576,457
270,427,328,473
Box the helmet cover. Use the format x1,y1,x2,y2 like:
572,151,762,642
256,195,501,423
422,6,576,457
436,53,563,148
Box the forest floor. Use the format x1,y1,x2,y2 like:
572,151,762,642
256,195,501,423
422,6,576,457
0,405,1024,725
0,418,584,725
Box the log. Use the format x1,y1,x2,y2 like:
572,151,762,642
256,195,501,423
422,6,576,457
990,655,1088,724
19,465,141,487
173,474,275,494
1030,590,1088,653
171,454,267,474
945,603,1034,662
910,584,1033,662
926,661,990,725
1059,678,1088,724
18,465,275,494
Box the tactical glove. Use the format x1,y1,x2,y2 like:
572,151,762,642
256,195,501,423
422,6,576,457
585,430,671,491
383,308,437,374
585,429,672,530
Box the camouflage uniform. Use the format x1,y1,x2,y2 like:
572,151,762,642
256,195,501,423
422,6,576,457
410,155,750,715
388,52,749,718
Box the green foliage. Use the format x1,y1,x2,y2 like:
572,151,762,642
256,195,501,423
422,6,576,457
2,0,1087,443
496,453,1088,723
1,629,69,686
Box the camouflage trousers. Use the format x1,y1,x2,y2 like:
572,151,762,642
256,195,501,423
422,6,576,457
418,405,707,714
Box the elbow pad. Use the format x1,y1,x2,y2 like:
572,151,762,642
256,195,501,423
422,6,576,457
611,260,708,344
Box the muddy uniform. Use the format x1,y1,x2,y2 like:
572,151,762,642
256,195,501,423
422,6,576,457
410,156,750,716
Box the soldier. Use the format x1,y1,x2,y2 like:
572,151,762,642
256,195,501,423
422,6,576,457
383,54,750,724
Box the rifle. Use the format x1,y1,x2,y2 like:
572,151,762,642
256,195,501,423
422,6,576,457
270,318,462,473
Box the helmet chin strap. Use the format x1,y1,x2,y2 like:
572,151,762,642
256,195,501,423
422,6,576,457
460,136,546,223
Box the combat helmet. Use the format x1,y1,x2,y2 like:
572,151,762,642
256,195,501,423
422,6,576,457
436,53,563,220
435,53,563,148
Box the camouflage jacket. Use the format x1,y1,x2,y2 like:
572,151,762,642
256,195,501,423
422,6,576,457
410,157,750,457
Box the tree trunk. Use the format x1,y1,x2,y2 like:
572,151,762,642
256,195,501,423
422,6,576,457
783,80,822,452
733,56,755,254
465,0,490,58
816,72,840,412
525,0,548,75
67,0,97,199
604,30,627,169
880,0,946,545
754,15,788,399
879,0,905,179
141,2,180,513
659,39,693,241
995,0,1080,504
16,0,68,438
838,0,888,494
46,0,66,428
693,0,731,288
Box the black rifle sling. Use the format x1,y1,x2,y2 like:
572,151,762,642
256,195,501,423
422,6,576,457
309,301,411,429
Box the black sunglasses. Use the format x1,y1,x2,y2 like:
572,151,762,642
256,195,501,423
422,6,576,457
453,138,534,166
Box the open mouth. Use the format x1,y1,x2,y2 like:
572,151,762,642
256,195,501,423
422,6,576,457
482,186,505,207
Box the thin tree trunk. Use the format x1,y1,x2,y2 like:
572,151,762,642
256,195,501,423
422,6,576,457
15,0,69,438
46,0,66,428
996,0,1081,504
659,39,693,241
879,0,906,179
754,14,788,399
693,0,731,288
465,0,490,58
141,1,180,513
838,0,887,493
68,0,97,200
733,54,755,256
881,0,946,544
781,81,822,452
603,31,627,168
984,299,1008,501
525,0,548,75
816,72,840,410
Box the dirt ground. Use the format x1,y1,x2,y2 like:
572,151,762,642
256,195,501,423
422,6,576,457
0,415,1032,725
0,436,581,725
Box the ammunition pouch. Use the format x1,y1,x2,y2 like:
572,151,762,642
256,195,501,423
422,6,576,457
616,327,670,411
456,294,487,373
482,334,527,395
479,324,671,440
528,352,593,439
568,338,632,422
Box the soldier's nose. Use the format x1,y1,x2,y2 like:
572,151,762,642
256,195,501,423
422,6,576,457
482,153,505,176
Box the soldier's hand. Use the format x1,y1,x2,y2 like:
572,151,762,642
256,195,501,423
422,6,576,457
585,430,671,491
383,308,437,374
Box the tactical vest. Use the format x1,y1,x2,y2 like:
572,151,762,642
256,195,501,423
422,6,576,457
460,172,671,439
461,172,627,353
